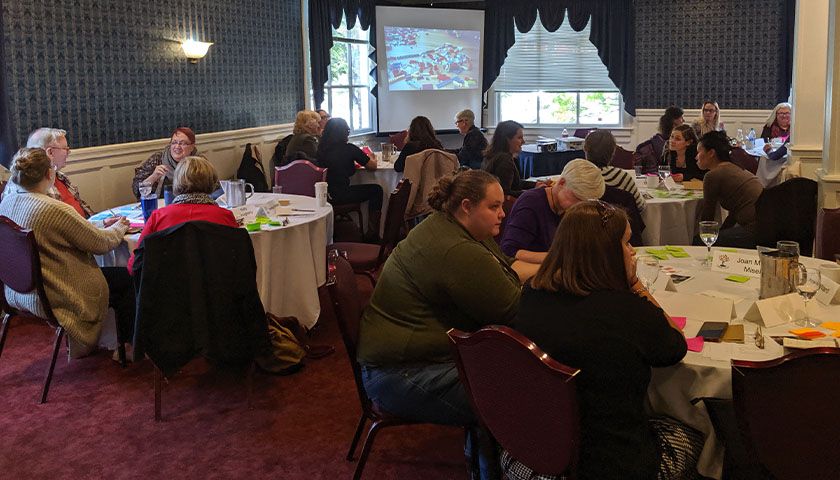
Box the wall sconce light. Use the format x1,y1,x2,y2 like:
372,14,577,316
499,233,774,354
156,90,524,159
181,40,213,63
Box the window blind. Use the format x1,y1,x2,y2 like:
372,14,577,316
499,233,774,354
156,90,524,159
493,16,617,92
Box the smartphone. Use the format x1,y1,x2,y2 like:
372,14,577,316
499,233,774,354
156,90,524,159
697,322,730,342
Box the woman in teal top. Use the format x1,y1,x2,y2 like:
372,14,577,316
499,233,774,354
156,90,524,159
356,170,539,479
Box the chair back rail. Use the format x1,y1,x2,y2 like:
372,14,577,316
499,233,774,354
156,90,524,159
274,160,327,197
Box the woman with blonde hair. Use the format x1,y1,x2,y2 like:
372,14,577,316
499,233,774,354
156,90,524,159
285,110,321,160
761,102,792,154
509,200,699,480
127,156,238,273
691,100,721,137
0,147,133,358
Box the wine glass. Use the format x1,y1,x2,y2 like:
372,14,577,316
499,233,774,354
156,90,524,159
636,255,660,292
138,181,152,198
791,264,821,326
698,221,720,267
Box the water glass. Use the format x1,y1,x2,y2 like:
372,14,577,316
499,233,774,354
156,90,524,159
636,255,660,291
141,194,158,222
163,188,174,206
791,264,821,326
699,220,720,267
658,165,671,179
138,181,152,197
272,185,283,194
633,165,643,177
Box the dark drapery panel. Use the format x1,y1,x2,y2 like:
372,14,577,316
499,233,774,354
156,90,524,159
309,0,376,109
0,0,18,168
779,0,796,104
483,0,637,115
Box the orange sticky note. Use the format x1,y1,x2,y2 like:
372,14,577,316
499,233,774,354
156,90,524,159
832,331,840,338
789,328,826,339
819,321,840,330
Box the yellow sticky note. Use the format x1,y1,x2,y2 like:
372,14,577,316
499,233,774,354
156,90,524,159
671,251,691,258
720,248,738,253
255,216,271,224
725,275,751,283
245,223,261,232
665,246,686,252
819,321,840,330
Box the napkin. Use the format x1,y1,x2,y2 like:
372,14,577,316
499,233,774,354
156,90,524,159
686,336,704,352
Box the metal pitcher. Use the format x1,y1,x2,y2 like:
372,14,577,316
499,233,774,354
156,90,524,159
758,246,798,299
220,179,254,207
380,143,396,162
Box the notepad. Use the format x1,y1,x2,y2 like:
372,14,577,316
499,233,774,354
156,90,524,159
725,275,751,283
670,251,691,258
789,328,826,339
820,321,840,330
686,336,704,352
665,246,686,252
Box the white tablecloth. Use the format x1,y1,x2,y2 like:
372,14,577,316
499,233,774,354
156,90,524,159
92,193,333,329
638,186,705,246
644,246,840,478
349,161,403,235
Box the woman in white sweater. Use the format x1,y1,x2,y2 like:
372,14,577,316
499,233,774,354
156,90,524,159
0,148,132,358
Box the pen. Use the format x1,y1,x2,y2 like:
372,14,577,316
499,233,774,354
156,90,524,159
292,208,315,212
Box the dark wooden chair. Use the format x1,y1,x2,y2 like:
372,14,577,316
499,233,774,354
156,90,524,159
611,145,635,170
330,179,412,286
0,216,77,403
732,348,840,479
815,207,840,261
327,253,431,480
389,130,408,150
730,148,759,175
573,128,596,139
754,177,818,256
601,186,645,246
494,195,517,245
448,326,580,479
274,159,326,197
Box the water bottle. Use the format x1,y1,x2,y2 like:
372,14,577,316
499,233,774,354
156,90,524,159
718,122,726,133
561,128,569,138
735,129,745,147
747,128,756,149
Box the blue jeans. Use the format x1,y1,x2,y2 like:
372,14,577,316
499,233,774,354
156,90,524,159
361,363,498,479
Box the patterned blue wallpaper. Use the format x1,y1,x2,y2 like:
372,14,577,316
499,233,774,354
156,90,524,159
635,0,788,110
3,0,304,148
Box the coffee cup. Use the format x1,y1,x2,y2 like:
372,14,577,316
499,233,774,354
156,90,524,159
819,263,840,284
645,175,659,189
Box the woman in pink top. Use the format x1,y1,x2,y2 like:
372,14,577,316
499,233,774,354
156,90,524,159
127,156,238,273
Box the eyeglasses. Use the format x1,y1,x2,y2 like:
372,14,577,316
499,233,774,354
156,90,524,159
702,108,716,113
778,112,791,116
593,200,616,226
170,141,193,147
754,325,765,349
48,145,70,152
320,114,330,120
455,119,467,125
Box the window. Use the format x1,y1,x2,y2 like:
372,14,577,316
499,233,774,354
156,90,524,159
319,17,375,133
492,16,621,127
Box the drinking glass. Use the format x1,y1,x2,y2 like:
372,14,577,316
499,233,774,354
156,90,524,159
272,185,283,194
699,221,720,267
658,165,671,179
633,165,643,177
791,264,821,326
138,181,152,197
636,255,660,292
776,240,800,257
140,194,158,222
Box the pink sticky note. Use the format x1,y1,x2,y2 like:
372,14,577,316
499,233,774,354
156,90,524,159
129,222,145,228
672,316,687,330
685,336,704,352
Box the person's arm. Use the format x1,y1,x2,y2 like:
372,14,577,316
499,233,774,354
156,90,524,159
132,152,162,200
510,259,540,284
54,202,129,255
348,144,377,171
514,250,547,264
700,170,719,221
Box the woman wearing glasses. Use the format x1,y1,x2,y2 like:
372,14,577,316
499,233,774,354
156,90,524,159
691,100,721,137
132,127,199,200
510,200,697,480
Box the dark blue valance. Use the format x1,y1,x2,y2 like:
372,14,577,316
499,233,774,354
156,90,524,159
483,0,637,115
309,0,377,109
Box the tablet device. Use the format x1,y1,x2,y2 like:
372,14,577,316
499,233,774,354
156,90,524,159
697,322,730,342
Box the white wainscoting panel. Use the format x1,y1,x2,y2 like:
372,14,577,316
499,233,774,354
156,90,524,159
62,124,293,212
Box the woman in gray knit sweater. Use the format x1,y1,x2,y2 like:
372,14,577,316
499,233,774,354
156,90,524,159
0,148,133,358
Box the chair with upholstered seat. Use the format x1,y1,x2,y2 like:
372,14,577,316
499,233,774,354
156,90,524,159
732,348,840,479
0,216,122,403
601,186,645,246
389,130,408,150
330,179,411,286
274,159,326,197
573,128,595,139
815,207,840,261
448,325,580,479
754,177,818,256
611,145,635,170
729,148,759,175
327,252,439,480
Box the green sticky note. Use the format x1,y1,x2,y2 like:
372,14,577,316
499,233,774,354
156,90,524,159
245,223,261,232
725,275,751,283
720,248,738,253
645,249,669,255
650,254,669,260
255,215,271,224
665,246,686,252
671,251,691,258
268,221,283,226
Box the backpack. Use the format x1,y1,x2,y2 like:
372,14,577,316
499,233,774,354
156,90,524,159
237,143,269,192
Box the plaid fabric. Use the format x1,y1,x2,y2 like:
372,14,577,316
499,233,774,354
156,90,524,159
500,416,702,480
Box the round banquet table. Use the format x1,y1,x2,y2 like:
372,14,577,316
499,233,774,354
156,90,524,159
349,158,403,236
91,193,333,330
644,245,840,479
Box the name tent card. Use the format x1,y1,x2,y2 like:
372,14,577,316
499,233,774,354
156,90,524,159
743,292,806,328
652,291,736,322
230,205,258,225
711,249,761,277
815,276,840,306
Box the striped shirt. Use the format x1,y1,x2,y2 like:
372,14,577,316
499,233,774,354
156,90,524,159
601,166,646,212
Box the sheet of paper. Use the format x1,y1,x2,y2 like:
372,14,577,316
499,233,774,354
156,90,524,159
698,289,745,304
782,337,838,349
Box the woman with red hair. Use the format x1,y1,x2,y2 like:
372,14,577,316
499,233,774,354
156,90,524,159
131,127,200,199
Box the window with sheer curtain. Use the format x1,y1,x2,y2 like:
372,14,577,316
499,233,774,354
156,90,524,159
315,17,375,133
492,16,621,127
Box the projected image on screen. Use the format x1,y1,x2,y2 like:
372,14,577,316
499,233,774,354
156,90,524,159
384,26,480,91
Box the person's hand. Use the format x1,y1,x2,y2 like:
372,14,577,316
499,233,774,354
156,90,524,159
103,216,121,227
763,143,773,153
671,173,684,183
626,255,638,287
146,165,169,183
534,180,551,187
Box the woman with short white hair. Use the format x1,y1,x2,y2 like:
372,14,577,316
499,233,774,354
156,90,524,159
500,158,605,263
453,109,488,170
